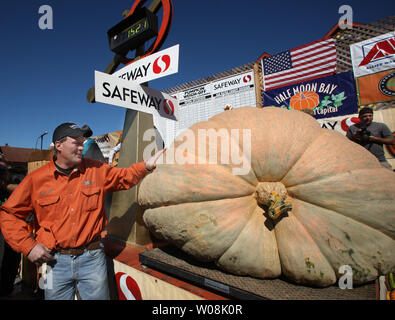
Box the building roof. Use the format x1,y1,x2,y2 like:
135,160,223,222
0,145,37,163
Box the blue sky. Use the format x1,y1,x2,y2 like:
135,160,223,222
0,0,393,148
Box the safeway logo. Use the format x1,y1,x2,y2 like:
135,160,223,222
340,116,360,133
95,71,179,121
359,37,395,67
115,272,142,300
153,55,171,74
243,75,252,83
163,99,174,115
113,44,179,84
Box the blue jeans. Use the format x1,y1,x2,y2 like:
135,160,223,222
45,247,109,300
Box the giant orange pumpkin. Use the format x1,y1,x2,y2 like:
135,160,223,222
290,91,319,110
386,132,395,157
138,107,395,287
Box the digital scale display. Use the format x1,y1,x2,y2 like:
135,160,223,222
107,8,158,54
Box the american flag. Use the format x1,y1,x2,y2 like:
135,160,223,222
262,38,337,91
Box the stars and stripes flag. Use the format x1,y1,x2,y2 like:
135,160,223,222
261,38,337,91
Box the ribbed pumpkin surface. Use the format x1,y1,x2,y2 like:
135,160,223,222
138,107,395,287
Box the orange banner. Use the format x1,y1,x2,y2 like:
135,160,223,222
356,69,395,105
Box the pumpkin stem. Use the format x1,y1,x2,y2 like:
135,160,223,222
255,182,292,220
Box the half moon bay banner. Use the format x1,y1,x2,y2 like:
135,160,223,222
262,71,358,119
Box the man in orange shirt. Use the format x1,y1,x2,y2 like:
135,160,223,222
0,122,164,300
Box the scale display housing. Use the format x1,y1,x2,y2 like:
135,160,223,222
107,8,158,54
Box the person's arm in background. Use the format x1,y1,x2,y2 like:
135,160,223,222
108,143,121,165
369,123,395,145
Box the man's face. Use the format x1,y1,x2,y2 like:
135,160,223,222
360,112,373,125
55,136,85,167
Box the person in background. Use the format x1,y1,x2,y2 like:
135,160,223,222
108,142,121,166
346,107,395,170
81,125,105,162
0,122,165,300
108,134,122,166
0,155,20,297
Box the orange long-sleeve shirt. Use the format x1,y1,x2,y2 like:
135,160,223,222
0,157,149,256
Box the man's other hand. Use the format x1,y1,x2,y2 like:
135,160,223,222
27,243,54,266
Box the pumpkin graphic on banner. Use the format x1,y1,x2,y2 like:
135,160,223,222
289,91,320,110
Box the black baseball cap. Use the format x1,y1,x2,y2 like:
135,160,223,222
81,125,93,138
52,122,85,143
359,107,373,117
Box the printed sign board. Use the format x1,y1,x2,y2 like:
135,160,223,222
178,84,212,129
112,44,179,84
356,69,395,104
317,113,359,135
211,71,255,118
350,31,395,78
262,71,358,119
94,70,178,121
162,71,256,148
113,260,203,300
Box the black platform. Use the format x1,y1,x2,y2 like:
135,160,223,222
139,246,377,300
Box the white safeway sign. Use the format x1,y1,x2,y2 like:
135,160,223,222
94,71,178,121
113,44,179,84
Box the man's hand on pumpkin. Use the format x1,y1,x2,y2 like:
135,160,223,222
145,148,166,172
